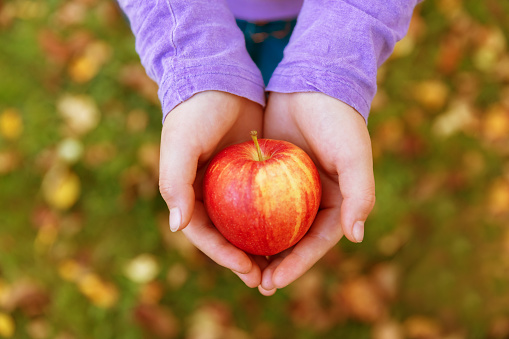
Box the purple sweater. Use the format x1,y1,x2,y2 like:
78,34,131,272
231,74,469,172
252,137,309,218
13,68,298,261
118,0,420,122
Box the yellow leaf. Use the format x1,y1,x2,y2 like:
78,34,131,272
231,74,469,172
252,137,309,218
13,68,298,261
483,105,509,142
58,259,85,283
69,56,99,83
0,312,15,338
0,108,23,140
42,165,81,210
57,94,100,136
488,178,509,215
124,254,160,284
404,316,441,339
413,80,449,110
78,274,118,309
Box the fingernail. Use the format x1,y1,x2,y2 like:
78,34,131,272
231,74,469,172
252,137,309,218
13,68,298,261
169,207,181,232
353,221,364,243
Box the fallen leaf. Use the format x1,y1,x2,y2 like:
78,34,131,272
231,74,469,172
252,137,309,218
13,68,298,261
487,178,509,216
83,142,117,167
37,29,70,64
0,312,14,338
372,320,404,339
166,264,188,290
0,281,50,317
126,109,149,133
34,224,59,253
339,276,386,323
138,143,160,177
57,94,100,135
413,80,449,110
489,316,509,339
371,263,400,301
433,100,476,137
57,138,83,164
124,254,160,284
68,41,111,83
58,259,87,283
134,304,178,339
0,151,20,175
26,319,50,339
404,316,441,339
42,165,81,210
0,108,23,140
139,281,164,305
55,1,86,26
120,64,159,105
78,273,118,308
187,302,232,339
474,27,506,72
482,104,509,142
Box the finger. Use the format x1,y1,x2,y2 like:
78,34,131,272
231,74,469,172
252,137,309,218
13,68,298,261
337,144,375,243
271,207,343,289
233,255,267,288
159,118,199,232
258,285,277,296
260,252,289,291
182,203,253,274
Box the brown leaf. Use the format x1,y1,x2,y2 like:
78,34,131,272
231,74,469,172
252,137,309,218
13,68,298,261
372,320,404,339
187,302,235,339
404,316,441,339
166,264,188,290
0,281,50,317
55,1,87,27
371,263,400,301
126,109,149,133
338,276,387,323
489,316,509,339
37,29,70,65
138,143,160,178
83,142,117,167
487,178,509,216
26,318,50,339
134,304,178,339
0,151,20,175
139,281,164,305
119,64,159,105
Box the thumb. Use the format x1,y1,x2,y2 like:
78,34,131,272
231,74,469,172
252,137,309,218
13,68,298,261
159,127,198,233
338,153,376,243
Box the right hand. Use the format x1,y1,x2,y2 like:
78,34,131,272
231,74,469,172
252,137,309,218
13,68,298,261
159,91,269,289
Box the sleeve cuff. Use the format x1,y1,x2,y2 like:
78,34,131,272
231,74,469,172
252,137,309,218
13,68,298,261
160,64,266,123
267,66,371,123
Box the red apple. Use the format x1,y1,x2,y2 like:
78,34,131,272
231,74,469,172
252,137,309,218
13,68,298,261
203,131,321,256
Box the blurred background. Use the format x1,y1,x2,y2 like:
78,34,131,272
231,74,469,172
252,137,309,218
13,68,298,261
0,0,509,338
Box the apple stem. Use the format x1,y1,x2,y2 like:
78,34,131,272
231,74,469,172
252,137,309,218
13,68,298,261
250,130,264,162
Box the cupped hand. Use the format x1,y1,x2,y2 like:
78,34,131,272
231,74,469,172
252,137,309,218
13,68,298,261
258,92,376,296
159,91,268,288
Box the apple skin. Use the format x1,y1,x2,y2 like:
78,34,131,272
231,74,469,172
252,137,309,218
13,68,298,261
203,138,321,256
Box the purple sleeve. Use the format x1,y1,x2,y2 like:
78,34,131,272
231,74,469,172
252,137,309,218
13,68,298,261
117,0,266,121
266,0,421,122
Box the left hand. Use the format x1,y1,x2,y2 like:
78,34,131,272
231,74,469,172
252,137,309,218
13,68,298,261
259,92,376,296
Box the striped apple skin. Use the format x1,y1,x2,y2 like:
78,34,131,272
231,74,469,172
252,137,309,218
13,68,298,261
203,138,321,256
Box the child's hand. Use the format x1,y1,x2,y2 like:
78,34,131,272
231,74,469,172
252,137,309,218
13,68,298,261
159,91,267,288
259,92,376,295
